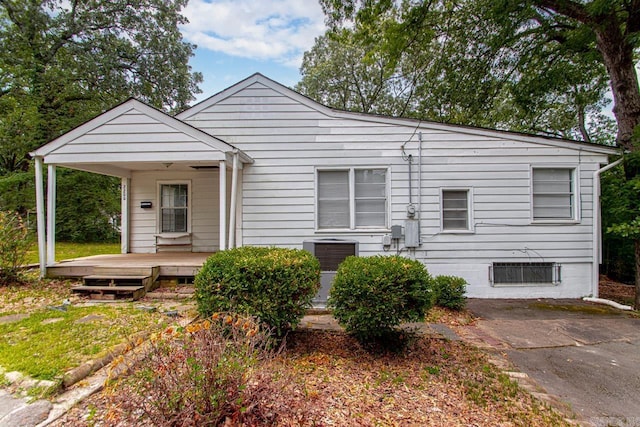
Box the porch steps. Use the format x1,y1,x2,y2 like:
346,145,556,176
71,285,146,301
72,266,160,300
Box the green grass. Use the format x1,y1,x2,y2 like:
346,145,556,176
0,304,167,380
25,242,121,264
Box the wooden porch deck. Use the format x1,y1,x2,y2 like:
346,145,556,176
46,252,213,279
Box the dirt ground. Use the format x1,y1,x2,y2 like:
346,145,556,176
599,276,635,306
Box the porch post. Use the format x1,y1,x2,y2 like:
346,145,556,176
34,157,46,277
46,164,56,265
219,159,227,251
228,151,239,249
121,177,130,253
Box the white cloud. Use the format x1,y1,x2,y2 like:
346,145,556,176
181,0,326,66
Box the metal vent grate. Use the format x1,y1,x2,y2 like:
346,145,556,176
490,262,561,286
313,243,356,271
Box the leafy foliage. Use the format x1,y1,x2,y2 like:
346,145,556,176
194,247,321,337
303,0,616,143
0,0,201,240
0,171,34,215
328,255,433,348
0,211,32,285
432,275,467,311
55,170,120,243
603,162,639,283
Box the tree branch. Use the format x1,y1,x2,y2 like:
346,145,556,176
532,0,595,26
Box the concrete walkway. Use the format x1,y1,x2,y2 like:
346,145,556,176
459,299,640,427
0,390,51,427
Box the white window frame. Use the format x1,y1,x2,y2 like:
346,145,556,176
530,166,580,223
315,167,390,232
440,187,474,233
157,180,192,235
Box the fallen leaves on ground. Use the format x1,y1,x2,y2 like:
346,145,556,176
599,276,634,306
0,279,75,315
54,329,569,426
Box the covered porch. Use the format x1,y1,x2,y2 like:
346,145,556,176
29,99,253,278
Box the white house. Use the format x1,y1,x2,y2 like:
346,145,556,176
31,73,619,300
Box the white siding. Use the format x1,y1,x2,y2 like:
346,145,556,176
184,80,610,298
47,108,224,163
129,170,220,253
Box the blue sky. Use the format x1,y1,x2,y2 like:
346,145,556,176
180,0,327,101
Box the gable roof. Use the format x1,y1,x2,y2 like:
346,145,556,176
178,73,618,156
31,98,253,164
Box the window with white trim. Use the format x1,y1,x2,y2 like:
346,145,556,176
441,189,471,231
317,168,388,229
532,168,576,220
159,183,189,233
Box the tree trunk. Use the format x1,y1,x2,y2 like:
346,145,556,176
594,19,640,152
635,239,640,310
593,16,640,310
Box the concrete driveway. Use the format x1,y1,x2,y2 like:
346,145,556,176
462,299,640,427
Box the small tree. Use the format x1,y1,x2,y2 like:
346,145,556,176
0,211,32,285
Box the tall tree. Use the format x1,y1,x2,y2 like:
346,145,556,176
0,0,201,237
0,0,201,155
317,0,640,305
305,0,615,142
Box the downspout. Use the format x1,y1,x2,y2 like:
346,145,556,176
228,150,239,249
418,132,423,245
590,158,623,298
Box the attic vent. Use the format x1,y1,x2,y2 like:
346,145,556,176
490,262,561,286
190,165,219,170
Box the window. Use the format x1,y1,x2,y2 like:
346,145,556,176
532,168,576,221
317,168,387,229
442,189,471,231
159,183,189,233
490,262,561,286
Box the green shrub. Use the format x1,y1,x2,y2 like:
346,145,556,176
0,211,32,285
328,255,433,347
194,246,320,337
432,275,467,310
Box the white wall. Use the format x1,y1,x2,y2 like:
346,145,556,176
129,170,220,253
183,80,610,298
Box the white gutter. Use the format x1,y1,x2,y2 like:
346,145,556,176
591,158,623,298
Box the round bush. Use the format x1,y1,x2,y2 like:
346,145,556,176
432,275,467,310
194,246,320,337
328,255,433,345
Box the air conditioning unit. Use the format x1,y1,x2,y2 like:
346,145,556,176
303,239,359,308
